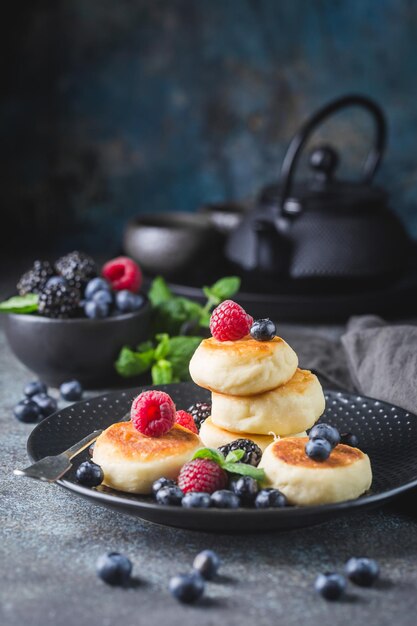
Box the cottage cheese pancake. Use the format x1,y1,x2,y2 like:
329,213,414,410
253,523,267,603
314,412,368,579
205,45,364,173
189,335,298,396
259,437,372,506
93,421,201,494
211,368,325,435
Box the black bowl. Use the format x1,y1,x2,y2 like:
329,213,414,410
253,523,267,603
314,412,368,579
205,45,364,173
3,303,152,388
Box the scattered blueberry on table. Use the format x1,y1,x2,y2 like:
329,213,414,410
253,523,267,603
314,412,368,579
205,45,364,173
169,572,205,604
60,379,83,401
31,393,58,418
13,399,41,423
193,550,221,580
24,380,47,398
345,557,380,586
315,572,347,600
76,461,104,487
96,552,133,586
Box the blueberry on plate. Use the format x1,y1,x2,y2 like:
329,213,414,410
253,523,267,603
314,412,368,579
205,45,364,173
230,475,259,504
92,289,113,306
210,489,240,509
32,393,58,418
193,550,221,580
84,299,109,319
60,379,83,402
345,557,380,587
115,290,145,313
76,461,103,487
255,488,288,509
250,318,276,341
340,432,359,448
85,277,111,300
169,572,205,604
152,477,176,496
24,380,47,398
315,572,346,600
182,492,211,509
13,399,41,423
155,485,184,505
309,423,340,447
96,552,132,586
305,437,332,461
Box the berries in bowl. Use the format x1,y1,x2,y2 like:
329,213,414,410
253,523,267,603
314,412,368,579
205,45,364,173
1,252,151,387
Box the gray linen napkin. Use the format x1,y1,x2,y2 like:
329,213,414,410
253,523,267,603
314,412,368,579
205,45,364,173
341,315,417,414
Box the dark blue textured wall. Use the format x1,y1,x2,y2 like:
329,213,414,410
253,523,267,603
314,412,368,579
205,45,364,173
2,0,417,254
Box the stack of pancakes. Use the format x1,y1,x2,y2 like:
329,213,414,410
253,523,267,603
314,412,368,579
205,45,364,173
189,335,326,450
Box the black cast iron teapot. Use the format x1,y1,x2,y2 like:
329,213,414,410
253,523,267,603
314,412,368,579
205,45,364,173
226,94,411,290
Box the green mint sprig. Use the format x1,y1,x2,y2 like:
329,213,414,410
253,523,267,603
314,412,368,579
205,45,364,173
148,275,241,335
192,447,266,483
0,294,39,314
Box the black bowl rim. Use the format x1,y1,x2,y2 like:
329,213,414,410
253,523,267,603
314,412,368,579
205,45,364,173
5,299,151,325
26,385,417,523
126,211,213,231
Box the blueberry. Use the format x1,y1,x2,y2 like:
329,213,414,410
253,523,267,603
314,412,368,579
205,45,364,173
315,572,346,600
32,393,58,418
340,432,359,448
309,423,340,447
305,437,332,461
84,299,109,319
193,550,221,580
96,552,132,586
115,290,145,313
45,276,66,289
255,488,288,509
345,557,379,587
13,400,41,423
152,477,176,496
250,318,276,341
92,289,113,306
156,485,183,505
230,476,259,505
24,380,47,398
85,277,111,300
210,489,240,509
169,572,205,604
182,492,212,508
60,379,83,401
76,461,103,487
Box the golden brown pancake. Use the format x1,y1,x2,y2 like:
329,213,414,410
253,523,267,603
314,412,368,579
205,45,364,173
189,335,298,395
211,368,325,435
93,421,201,494
259,437,372,506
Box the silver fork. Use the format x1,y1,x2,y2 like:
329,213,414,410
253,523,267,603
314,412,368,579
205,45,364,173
14,412,130,483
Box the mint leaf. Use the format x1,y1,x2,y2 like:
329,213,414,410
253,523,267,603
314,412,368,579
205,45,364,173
222,463,266,482
167,336,202,380
151,359,174,384
115,346,154,377
192,447,225,465
203,286,221,307
198,309,212,328
136,340,154,352
225,449,245,464
152,297,203,335
148,276,173,306
154,333,170,360
205,276,241,302
0,294,39,314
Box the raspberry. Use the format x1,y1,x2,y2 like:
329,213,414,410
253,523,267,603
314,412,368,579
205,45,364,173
209,300,253,341
131,390,176,437
102,257,142,293
178,458,227,494
175,410,199,434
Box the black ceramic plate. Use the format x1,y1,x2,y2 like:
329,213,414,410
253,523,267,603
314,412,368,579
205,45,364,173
27,383,417,533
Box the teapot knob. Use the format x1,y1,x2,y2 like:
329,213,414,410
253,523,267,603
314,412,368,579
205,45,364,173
309,145,339,182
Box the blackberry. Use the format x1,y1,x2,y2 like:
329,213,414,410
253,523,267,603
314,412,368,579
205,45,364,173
55,251,97,290
187,402,211,430
17,260,54,295
218,439,262,467
38,283,81,318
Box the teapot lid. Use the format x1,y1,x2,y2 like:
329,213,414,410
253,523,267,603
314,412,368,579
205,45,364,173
260,95,387,216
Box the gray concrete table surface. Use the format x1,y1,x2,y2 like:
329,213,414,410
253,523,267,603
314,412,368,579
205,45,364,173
1,312,417,626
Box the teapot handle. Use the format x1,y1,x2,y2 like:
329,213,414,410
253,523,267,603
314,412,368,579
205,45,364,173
279,94,386,215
